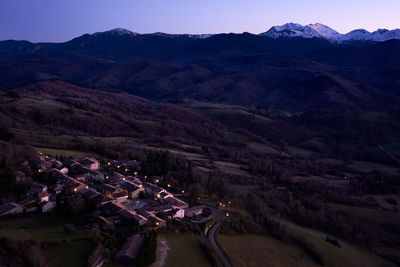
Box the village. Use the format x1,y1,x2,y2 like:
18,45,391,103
0,153,215,266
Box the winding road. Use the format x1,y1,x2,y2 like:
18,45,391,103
191,207,231,267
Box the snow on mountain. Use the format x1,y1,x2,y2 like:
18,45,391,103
307,23,340,40
261,23,400,43
93,28,139,36
108,28,138,35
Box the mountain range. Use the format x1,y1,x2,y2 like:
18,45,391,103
60,23,400,43
261,23,400,43
1,23,400,111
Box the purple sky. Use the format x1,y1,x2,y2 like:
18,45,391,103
1,0,399,42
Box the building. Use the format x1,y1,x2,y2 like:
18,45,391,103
85,170,104,182
144,182,165,198
138,211,167,228
115,234,145,265
0,202,23,216
164,196,189,209
159,191,173,203
50,159,63,169
30,155,51,170
78,157,100,170
99,184,116,198
112,190,129,203
161,206,185,220
38,191,49,202
100,201,126,217
95,216,114,231
40,201,56,213
41,168,67,183
65,177,88,193
119,180,144,199
119,209,148,226
185,205,205,217
31,183,48,194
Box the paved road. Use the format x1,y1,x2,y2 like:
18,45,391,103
190,207,231,267
206,210,232,267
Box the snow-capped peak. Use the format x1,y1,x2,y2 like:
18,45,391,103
307,23,340,39
109,28,138,35
92,28,138,37
260,23,400,43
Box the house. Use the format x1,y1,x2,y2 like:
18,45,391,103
65,177,88,193
95,216,114,231
119,181,144,199
170,206,184,218
60,167,68,175
119,209,148,226
115,234,145,265
0,202,23,216
40,201,56,213
185,205,205,217
30,155,50,171
99,184,116,198
100,201,126,217
78,157,100,171
68,162,87,175
112,190,129,203
144,182,165,198
108,172,126,185
50,159,63,169
159,191,173,203
82,188,99,200
85,170,104,182
91,194,110,207
160,206,185,220
164,196,189,209
81,188,108,207
38,191,49,202
41,168,67,183
140,211,166,228
31,183,47,194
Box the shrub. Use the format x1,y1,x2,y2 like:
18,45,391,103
136,231,157,267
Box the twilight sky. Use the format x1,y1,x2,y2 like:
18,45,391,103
1,0,399,42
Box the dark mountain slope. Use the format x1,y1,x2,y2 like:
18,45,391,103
1,33,400,111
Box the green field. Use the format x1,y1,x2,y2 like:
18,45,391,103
217,234,318,267
0,213,93,266
329,203,400,226
159,233,211,267
0,213,90,240
43,240,93,267
278,219,395,267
